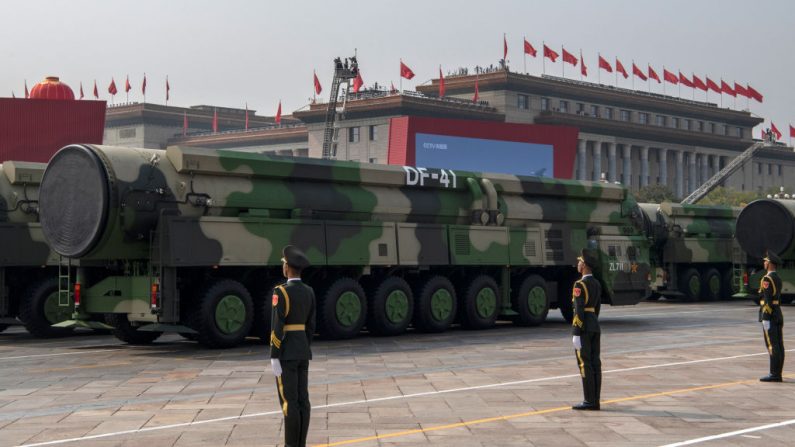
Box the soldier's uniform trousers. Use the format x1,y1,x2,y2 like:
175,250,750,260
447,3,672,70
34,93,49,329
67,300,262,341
575,331,602,405
275,359,310,447
764,321,785,378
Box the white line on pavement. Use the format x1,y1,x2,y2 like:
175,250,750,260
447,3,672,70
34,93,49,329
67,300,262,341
0,349,118,361
658,418,795,446
17,348,794,447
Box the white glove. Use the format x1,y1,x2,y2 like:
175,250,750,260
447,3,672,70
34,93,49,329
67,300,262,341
763,320,771,331
271,358,282,376
572,335,582,350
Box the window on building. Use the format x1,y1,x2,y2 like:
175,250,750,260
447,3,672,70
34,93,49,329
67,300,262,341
655,115,666,126
698,121,705,132
639,112,649,124
603,107,613,119
119,128,136,139
709,122,716,134
517,94,529,110
757,163,762,174
736,127,744,138
559,100,569,113
671,117,679,129
778,165,783,176
348,127,360,143
541,97,549,110
684,119,691,130
590,105,599,116
369,125,377,141
576,103,585,114
768,164,773,175
369,157,378,164
620,110,631,122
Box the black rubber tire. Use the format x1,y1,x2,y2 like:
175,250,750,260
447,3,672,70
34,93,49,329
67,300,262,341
701,268,721,301
317,277,367,340
18,278,73,338
178,332,197,341
413,276,457,333
190,279,254,348
678,268,701,302
512,275,549,327
367,276,413,336
250,278,284,342
0,324,8,333
461,275,500,329
721,268,738,300
105,314,163,344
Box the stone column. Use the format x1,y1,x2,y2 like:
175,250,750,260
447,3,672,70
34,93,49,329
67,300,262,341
700,153,709,185
659,148,668,187
711,154,720,177
688,152,697,193
607,143,617,183
675,150,684,199
640,146,649,187
577,139,587,180
622,144,632,187
592,142,602,181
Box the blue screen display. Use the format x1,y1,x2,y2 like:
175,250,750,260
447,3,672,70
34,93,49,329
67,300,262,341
415,133,553,177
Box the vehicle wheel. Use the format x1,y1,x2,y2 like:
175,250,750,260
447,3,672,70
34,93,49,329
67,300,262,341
368,276,413,336
460,275,499,329
512,275,549,327
0,324,8,333
678,268,701,302
701,268,721,301
250,278,284,342
179,332,197,340
413,275,457,333
19,278,73,338
721,268,738,300
105,314,162,344
317,277,366,339
190,279,253,348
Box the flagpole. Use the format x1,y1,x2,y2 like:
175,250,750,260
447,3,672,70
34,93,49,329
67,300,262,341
647,65,651,93
598,53,601,84
523,36,527,74
561,45,564,78
542,41,546,75
143,73,146,103
400,59,403,92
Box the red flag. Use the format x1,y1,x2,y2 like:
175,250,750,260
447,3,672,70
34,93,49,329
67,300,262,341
678,72,694,88
244,103,249,130
580,50,587,76
598,55,612,73
352,71,363,93
562,47,578,66
720,79,735,97
523,39,536,57
692,74,707,91
543,44,559,62
663,69,678,84
615,58,628,78
734,82,748,98
503,34,508,60
747,84,763,103
108,78,118,95
790,124,795,138
142,74,147,96
473,76,479,102
275,101,282,125
212,108,218,132
124,75,131,93
771,122,782,140
93,80,99,99
438,67,445,97
760,128,765,140
183,111,188,136
705,77,721,94
400,60,415,80
166,76,170,101
632,63,647,81
313,71,322,95
24,80,28,99
79,82,84,99
648,66,660,83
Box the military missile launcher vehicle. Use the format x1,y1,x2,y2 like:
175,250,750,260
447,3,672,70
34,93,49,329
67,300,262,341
639,202,743,301
734,198,795,303
39,144,652,348
0,161,73,337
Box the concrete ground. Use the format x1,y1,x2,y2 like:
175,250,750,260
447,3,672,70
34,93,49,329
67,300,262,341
0,299,792,447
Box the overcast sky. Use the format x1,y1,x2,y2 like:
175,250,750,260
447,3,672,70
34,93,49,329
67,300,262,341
3,0,793,137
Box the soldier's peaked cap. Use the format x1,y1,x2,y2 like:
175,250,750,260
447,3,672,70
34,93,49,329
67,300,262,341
578,249,599,269
282,245,310,269
764,250,782,266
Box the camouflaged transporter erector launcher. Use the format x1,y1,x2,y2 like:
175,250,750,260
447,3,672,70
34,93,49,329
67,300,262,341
639,202,743,302
0,161,75,337
38,144,652,348
734,198,795,303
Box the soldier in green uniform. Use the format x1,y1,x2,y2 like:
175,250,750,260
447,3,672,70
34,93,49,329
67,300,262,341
759,250,785,382
270,245,316,447
571,249,602,410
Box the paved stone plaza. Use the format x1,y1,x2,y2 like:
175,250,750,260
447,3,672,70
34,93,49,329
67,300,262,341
0,300,792,447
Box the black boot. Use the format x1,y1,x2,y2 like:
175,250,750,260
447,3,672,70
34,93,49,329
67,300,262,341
760,374,783,382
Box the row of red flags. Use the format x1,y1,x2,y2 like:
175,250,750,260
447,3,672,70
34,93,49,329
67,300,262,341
766,123,795,140
18,75,171,101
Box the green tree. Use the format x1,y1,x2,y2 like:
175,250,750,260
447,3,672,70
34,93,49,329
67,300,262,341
635,184,677,203
696,186,792,207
